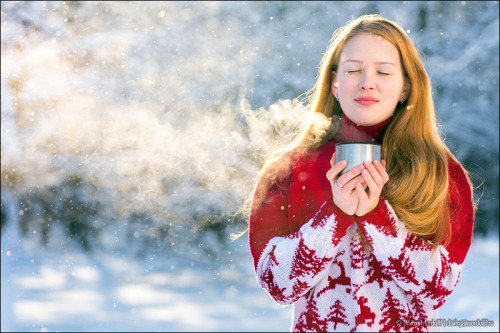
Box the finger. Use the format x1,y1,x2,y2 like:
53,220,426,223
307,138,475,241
341,174,364,192
329,160,348,181
337,164,364,187
330,152,345,168
355,181,368,201
373,160,389,184
363,161,384,186
330,152,336,167
361,168,380,194
326,168,335,182
353,179,368,192
326,161,348,184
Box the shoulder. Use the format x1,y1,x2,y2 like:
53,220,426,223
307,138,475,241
447,155,472,191
446,155,474,221
269,143,333,171
257,143,334,189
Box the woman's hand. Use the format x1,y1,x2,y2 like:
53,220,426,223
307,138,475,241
326,152,366,215
354,160,389,216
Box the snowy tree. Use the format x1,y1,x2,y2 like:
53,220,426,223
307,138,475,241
1,1,497,257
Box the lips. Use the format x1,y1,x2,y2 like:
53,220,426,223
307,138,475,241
355,96,378,106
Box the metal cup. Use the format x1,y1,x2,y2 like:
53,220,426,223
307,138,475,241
335,142,381,175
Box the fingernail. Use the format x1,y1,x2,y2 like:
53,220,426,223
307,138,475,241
357,165,364,171
340,160,347,167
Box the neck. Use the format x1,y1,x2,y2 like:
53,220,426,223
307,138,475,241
336,113,392,143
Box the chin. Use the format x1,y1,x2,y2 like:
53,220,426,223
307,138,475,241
345,110,390,126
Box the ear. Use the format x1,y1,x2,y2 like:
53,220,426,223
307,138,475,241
331,71,338,96
400,77,411,101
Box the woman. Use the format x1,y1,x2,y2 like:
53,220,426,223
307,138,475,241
247,14,475,332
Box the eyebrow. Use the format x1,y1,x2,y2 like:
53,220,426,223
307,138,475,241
342,59,397,67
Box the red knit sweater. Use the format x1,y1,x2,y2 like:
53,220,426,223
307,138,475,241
248,115,474,332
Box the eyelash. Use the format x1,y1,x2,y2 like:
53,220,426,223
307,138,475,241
346,70,390,75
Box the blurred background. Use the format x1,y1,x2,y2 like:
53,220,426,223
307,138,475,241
1,1,498,332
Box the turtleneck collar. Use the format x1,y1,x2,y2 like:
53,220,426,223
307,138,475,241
336,113,392,144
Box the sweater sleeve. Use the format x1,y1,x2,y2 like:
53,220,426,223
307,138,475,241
355,158,474,310
249,173,355,305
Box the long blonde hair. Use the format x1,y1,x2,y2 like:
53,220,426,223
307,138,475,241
241,14,472,248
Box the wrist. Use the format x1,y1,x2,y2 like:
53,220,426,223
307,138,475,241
332,197,357,216
354,199,379,216
331,199,357,220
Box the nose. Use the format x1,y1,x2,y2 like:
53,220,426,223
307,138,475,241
360,71,376,90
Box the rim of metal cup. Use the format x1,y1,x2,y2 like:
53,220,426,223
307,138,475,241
335,142,382,147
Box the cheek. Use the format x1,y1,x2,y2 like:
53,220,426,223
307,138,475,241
381,80,404,100
337,77,356,94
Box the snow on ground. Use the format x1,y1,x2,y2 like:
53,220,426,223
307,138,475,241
1,216,498,332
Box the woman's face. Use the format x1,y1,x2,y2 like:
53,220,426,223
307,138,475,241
332,32,410,126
